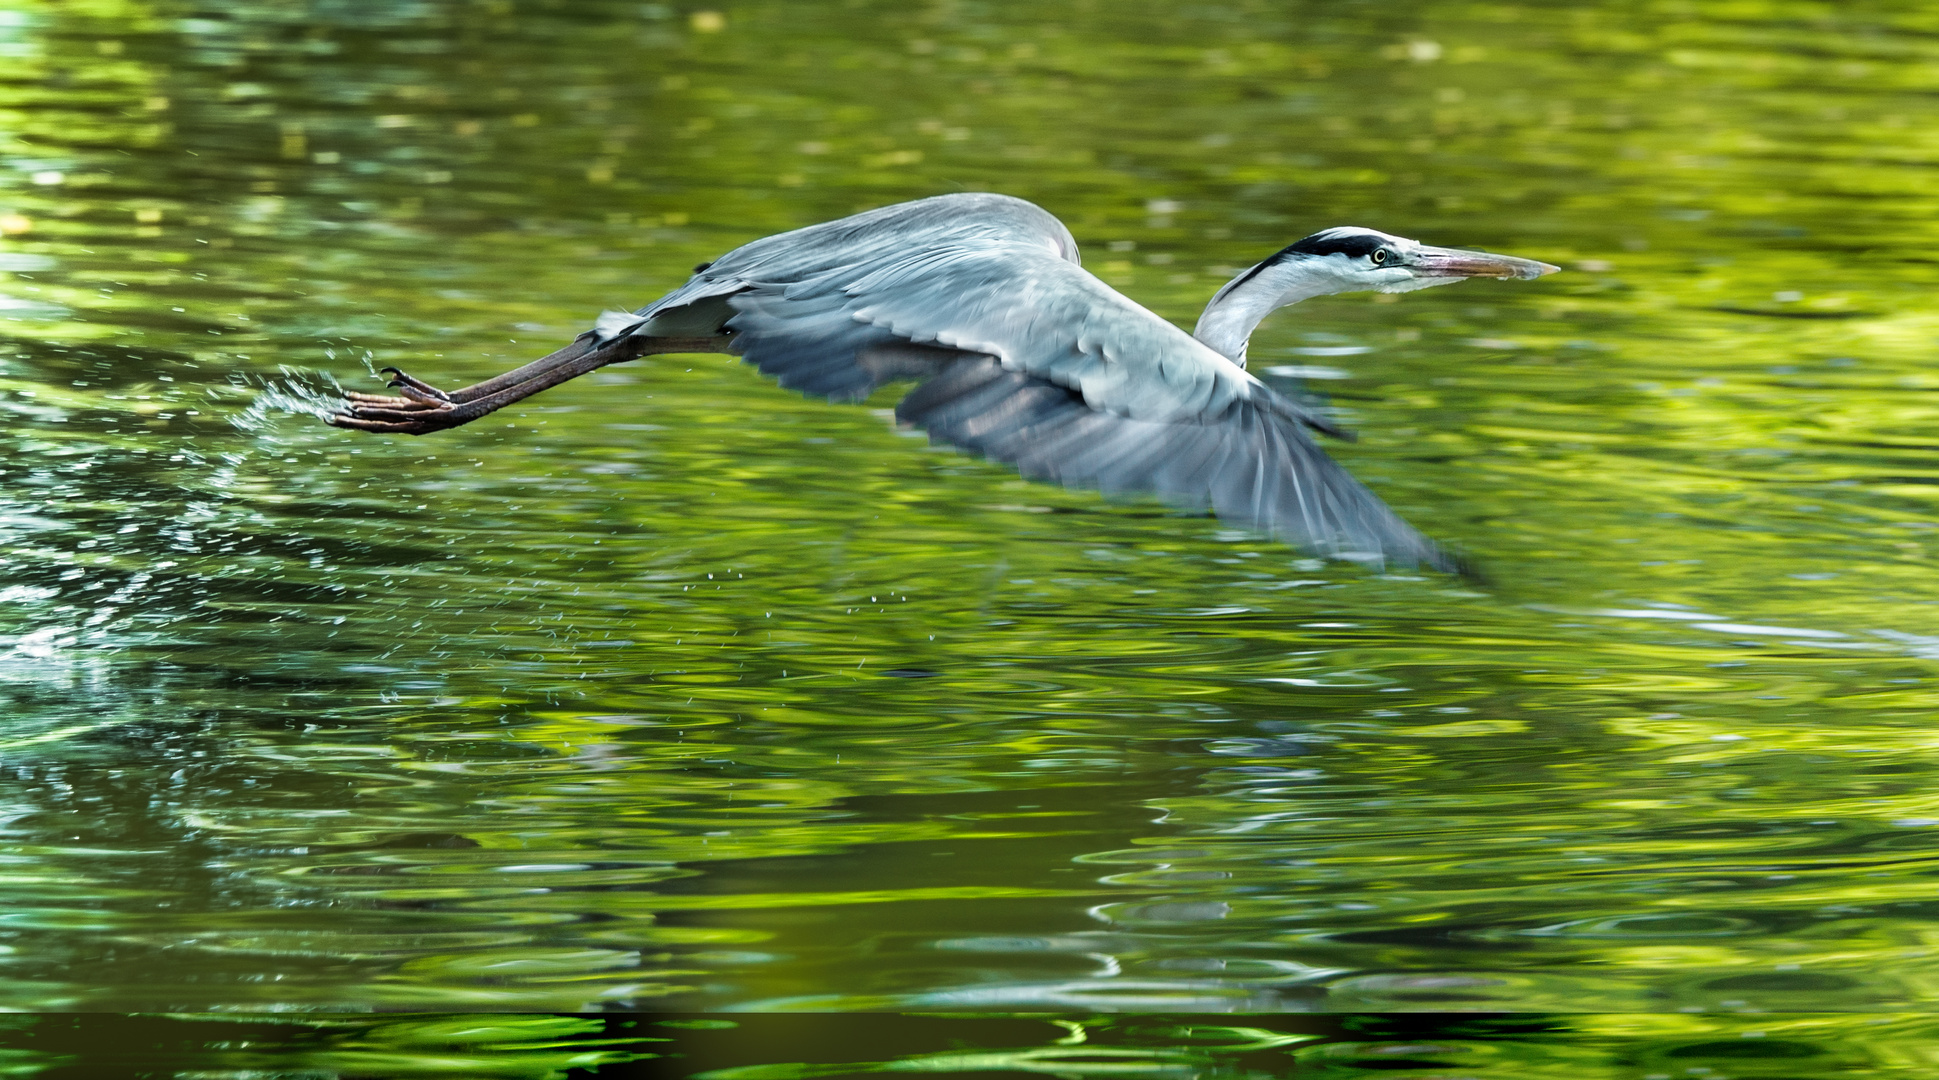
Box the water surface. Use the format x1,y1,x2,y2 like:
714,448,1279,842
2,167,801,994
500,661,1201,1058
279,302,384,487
4,0,1939,1049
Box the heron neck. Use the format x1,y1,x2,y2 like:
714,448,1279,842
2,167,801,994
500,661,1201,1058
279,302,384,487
1191,260,1341,368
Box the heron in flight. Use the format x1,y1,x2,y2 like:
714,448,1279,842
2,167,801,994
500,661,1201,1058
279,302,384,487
331,193,1555,570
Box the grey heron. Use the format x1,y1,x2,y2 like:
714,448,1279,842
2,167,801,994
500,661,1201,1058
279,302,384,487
330,193,1555,570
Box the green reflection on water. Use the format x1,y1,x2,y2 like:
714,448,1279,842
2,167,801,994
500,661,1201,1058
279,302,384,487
10,1011,1939,1078
3,0,1939,1036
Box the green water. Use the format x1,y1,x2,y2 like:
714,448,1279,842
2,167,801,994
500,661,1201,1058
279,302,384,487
6,0,1939,1072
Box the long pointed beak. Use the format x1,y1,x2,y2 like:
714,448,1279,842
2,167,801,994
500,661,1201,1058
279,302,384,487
1408,247,1559,280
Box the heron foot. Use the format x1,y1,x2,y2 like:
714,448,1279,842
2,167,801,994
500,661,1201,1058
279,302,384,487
333,370,474,434
328,400,469,435
326,331,715,437
342,390,442,409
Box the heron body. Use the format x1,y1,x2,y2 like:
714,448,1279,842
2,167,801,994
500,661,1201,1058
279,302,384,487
332,193,1556,571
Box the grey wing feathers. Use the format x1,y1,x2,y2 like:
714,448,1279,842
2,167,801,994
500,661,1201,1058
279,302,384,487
635,192,1080,325
897,357,1455,571
840,246,1251,423
719,243,1259,423
605,191,1451,569
611,192,1087,403
618,191,1255,422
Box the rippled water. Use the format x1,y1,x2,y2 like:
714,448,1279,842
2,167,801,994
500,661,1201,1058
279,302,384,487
7,0,1939,1072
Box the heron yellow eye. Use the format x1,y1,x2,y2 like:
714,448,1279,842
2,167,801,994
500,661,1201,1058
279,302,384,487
1371,249,1388,265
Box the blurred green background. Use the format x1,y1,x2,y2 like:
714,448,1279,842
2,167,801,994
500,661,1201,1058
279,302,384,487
6,0,1939,1074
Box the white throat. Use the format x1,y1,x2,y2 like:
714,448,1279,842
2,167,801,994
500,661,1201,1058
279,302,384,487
1191,257,1354,367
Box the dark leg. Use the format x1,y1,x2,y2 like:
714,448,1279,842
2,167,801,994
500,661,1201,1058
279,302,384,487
330,333,732,435
341,332,605,411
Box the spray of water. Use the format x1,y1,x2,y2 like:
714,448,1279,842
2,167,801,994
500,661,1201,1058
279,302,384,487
230,359,356,431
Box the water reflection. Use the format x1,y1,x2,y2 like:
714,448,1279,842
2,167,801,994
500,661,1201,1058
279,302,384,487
4,0,1939,1028
8,1011,1932,1078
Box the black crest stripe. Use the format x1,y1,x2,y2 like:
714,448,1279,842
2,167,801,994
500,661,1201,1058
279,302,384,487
1223,230,1383,293
1286,230,1385,258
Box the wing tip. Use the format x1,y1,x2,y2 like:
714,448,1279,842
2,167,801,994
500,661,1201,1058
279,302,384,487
1376,539,1483,582
1440,546,1490,585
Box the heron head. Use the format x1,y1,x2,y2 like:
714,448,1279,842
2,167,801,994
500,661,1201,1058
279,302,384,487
1193,227,1557,365
1280,227,1560,294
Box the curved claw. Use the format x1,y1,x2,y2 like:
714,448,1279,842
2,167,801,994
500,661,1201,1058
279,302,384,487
336,366,462,431
380,368,453,402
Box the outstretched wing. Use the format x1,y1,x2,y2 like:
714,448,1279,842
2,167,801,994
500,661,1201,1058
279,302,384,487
895,357,1455,571
616,192,1256,423
605,192,1453,569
